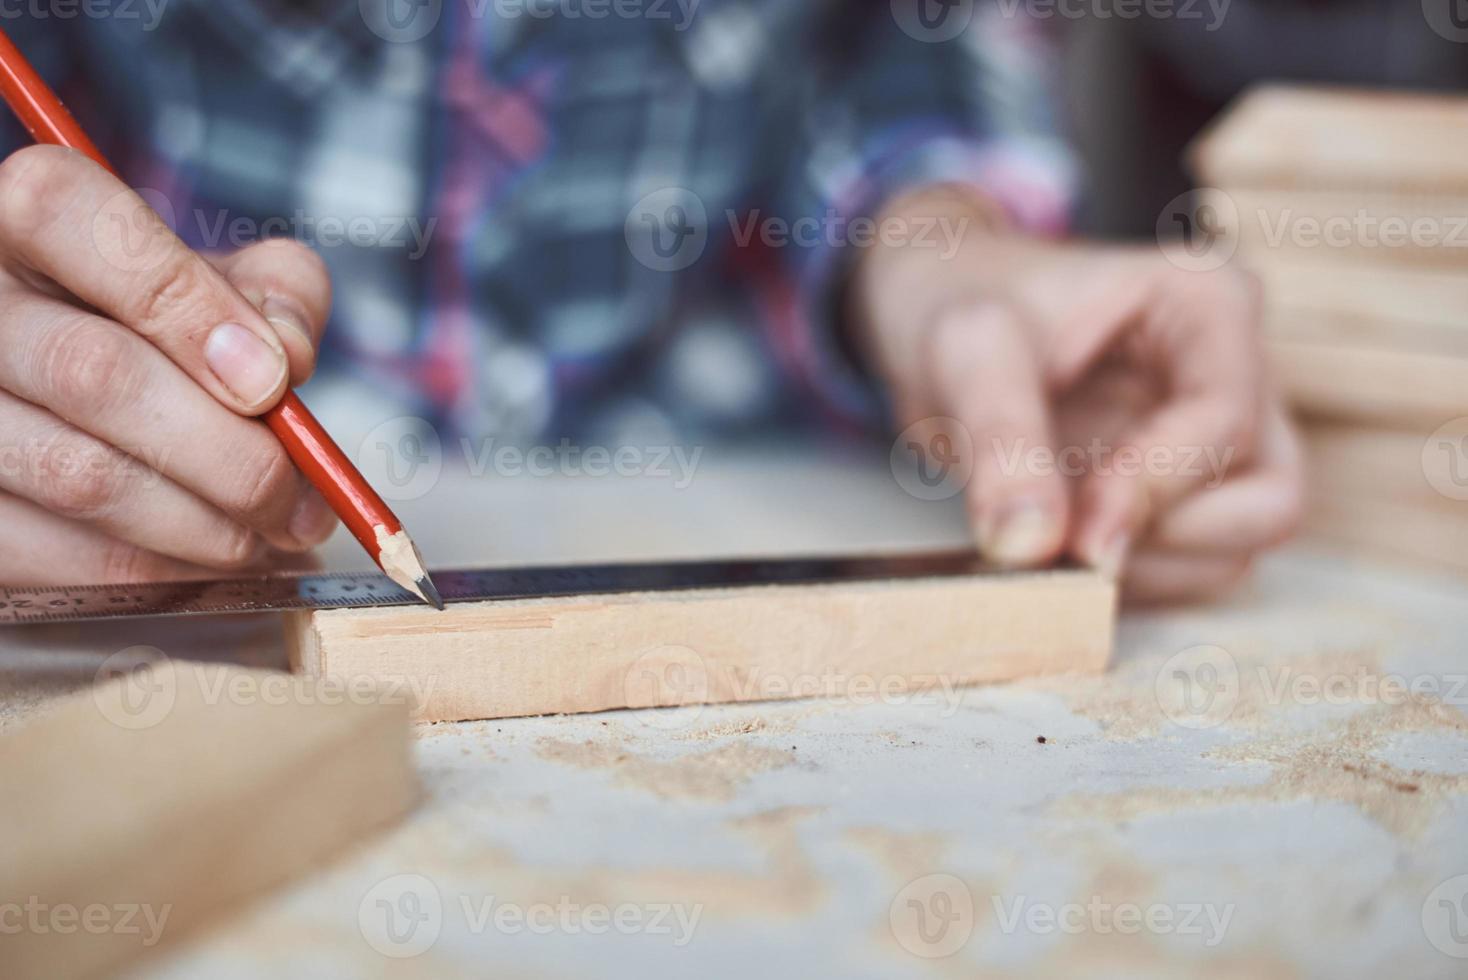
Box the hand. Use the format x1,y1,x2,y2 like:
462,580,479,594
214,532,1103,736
0,145,337,585
855,185,1305,602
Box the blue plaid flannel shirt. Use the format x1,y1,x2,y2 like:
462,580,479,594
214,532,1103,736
0,0,1074,446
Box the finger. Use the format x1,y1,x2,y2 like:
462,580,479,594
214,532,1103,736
0,289,337,550
209,239,332,386
1072,268,1266,572
0,390,282,569
1122,549,1253,605
0,145,297,413
0,491,222,586
926,304,1068,567
1149,400,1305,556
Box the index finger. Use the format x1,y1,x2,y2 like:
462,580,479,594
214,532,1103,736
0,145,298,414
1071,268,1266,572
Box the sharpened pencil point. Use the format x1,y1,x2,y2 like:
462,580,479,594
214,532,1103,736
417,574,445,611
373,525,442,609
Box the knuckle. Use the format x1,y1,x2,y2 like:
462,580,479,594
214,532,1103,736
209,522,265,571
37,442,125,521
228,440,296,528
38,319,141,418
0,145,77,232
99,539,162,584
255,236,327,274
131,252,215,337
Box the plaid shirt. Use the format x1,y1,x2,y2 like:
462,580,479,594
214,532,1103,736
2,0,1073,445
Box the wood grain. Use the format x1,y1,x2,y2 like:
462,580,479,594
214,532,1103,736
1189,86,1468,193
0,661,417,980
1265,337,1468,426
286,567,1116,723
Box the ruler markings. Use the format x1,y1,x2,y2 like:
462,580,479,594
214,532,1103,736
0,551,1001,625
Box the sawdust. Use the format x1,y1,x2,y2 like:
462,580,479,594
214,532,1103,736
846,826,951,880
998,933,1303,980
535,737,796,802
1024,644,1389,741
1056,697,1468,839
387,803,828,921
675,715,797,741
853,846,1296,980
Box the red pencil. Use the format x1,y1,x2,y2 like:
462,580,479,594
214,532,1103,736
0,29,444,609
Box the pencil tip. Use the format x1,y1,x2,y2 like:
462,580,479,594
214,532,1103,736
373,524,443,609
416,574,445,611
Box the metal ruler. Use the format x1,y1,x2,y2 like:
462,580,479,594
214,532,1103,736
0,550,992,625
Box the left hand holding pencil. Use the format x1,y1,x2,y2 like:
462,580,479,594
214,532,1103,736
0,145,339,584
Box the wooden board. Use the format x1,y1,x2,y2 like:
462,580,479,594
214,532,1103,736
1304,493,1468,578
1267,306,1468,361
287,568,1116,723
1266,336,1468,426
1201,187,1468,271
1189,86,1468,194
0,661,418,980
1302,422,1459,506
1250,259,1468,340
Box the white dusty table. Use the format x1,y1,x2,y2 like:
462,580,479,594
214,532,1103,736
2,447,1466,979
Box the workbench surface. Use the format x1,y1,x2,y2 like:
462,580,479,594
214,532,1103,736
3,450,1465,979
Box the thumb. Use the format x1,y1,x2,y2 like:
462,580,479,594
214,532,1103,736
208,239,332,387
924,304,1068,568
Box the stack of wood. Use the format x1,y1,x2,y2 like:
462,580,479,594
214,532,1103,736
1188,86,1468,575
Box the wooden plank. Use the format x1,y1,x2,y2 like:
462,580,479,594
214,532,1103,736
1301,422,1460,508
1189,85,1468,194
1250,258,1468,340
287,568,1116,723
1202,187,1468,271
1304,494,1468,578
0,661,417,980
1266,306,1468,361
1266,337,1468,426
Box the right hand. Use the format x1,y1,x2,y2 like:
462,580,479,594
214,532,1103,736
0,145,339,585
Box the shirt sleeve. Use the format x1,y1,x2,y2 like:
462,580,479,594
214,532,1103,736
744,2,1079,430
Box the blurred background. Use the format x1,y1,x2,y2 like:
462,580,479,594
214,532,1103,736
1060,0,1468,236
